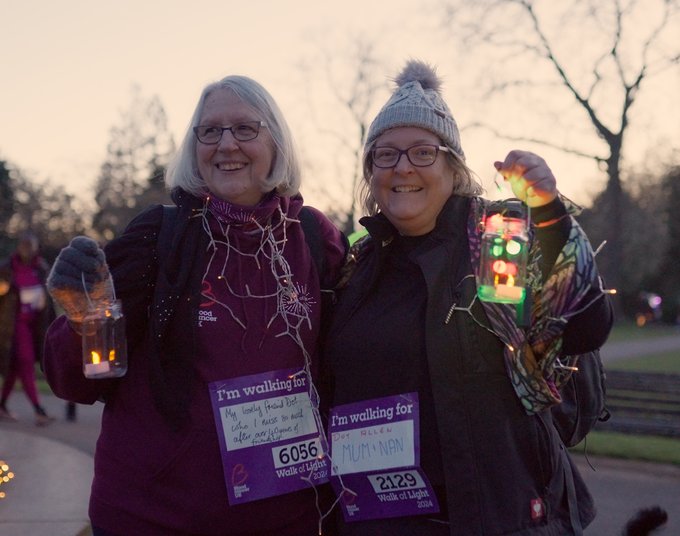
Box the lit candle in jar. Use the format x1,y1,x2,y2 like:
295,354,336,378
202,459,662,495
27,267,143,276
85,350,111,376
81,299,128,379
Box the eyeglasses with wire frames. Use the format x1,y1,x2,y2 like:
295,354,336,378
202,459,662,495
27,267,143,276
371,144,451,168
193,121,267,144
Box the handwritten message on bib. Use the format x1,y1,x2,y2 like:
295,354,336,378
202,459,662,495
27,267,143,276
209,368,328,505
328,393,439,522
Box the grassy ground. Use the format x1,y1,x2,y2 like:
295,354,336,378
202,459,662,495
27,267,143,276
570,321,680,466
573,432,680,465
605,320,679,342
607,350,680,373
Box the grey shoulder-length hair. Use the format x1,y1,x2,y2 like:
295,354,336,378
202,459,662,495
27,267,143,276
359,139,484,216
165,75,301,198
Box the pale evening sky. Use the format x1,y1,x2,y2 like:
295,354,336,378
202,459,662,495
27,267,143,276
1,0,678,214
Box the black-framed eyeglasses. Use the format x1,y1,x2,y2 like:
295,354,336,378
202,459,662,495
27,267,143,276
193,121,267,144
372,144,451,168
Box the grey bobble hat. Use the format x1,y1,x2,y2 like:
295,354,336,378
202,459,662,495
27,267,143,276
366,60,465,159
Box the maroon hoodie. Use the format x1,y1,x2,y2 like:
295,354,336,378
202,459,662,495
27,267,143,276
44,191,346,535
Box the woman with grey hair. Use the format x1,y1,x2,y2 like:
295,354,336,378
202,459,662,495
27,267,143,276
43,75,347,535
323,60,613,535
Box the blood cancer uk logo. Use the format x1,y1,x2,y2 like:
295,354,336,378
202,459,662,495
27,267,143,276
231,463,250,499
198,277,315,328
198,280,219,327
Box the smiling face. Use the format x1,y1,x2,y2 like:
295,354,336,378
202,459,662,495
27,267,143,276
370,126,455,236
196,88,275,206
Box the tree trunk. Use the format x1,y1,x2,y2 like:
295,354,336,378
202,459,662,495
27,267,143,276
601,150,624,319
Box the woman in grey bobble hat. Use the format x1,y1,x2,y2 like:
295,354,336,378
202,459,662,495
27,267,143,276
322,60,613,535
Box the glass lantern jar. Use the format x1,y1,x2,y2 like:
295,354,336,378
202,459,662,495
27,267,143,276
477,199,529,304
81,299,128,379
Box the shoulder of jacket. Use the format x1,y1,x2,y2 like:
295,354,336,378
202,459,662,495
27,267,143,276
136,203,167,227
299,205,339,235
335,235,374,290
104,204,168,265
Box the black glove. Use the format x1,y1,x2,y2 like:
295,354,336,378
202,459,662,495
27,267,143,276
47,236,114,323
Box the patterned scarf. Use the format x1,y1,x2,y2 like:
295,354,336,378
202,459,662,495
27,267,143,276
467,196,601,414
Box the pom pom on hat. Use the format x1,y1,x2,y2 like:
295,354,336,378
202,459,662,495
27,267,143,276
366,59,464,159
394,60,443,93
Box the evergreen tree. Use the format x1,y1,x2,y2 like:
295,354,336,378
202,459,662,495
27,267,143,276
0,160,87,261
92,86,175,241
0,160,16,256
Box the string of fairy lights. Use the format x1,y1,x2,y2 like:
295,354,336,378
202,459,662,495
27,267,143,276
199,200,354,529
200,202,315,334
0,460,15,499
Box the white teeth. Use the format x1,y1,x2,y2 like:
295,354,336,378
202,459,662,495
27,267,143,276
393,185,422,192
217,162,245,171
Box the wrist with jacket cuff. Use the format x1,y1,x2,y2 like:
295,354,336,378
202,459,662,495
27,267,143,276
530,197,568,228
531,197,572,281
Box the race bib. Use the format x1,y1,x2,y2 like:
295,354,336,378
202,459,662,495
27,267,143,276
19,285,46,312
209,368,329,505
328,393,439,522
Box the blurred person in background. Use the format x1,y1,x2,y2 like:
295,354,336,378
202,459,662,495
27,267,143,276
0,231,54,426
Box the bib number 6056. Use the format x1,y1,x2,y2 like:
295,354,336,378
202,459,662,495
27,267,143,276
272,438,320,468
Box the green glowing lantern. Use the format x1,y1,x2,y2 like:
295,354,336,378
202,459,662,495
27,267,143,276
477,199,529,304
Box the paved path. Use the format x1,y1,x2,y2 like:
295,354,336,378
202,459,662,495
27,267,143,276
0,395,101,536
576,455,680,535
0,333,679,535
0,430,92,536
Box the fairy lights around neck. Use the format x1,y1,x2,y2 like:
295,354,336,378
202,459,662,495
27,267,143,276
199,198,354,528
200,199,315,334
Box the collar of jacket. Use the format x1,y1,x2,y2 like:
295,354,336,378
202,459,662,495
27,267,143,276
352,195,473,295
359,195,473,247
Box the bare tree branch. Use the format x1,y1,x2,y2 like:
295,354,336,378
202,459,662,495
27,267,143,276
463,121,606,163
297,34,388,233
439,0,680,309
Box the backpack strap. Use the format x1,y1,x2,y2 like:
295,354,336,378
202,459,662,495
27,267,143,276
157,204,178,265
298,206,325,280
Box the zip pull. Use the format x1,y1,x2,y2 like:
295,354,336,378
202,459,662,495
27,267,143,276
445,302,457,324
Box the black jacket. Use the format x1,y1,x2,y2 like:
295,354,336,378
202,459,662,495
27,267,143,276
325,195,612,535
